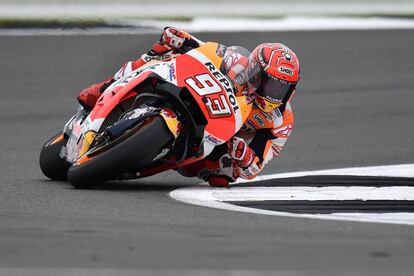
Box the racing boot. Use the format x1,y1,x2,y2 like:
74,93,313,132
177,159,231,188
77,76,114,110
206,155,239,187
208,175,230,188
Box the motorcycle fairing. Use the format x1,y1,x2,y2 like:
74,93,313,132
176,43,251,155
65,42,251,165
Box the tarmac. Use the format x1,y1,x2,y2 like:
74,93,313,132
0,29,413,275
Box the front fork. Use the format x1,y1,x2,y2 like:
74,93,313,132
59,105,89,162
62,105,87,138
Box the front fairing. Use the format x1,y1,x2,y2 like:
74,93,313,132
63,42,252,164
174,42,252,156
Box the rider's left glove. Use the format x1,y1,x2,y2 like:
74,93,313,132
160,27,191,50
228,136,254,168
228,136,262,180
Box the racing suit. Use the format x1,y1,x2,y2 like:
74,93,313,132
78,28,294,187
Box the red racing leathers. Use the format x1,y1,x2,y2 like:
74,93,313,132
78,28,295,186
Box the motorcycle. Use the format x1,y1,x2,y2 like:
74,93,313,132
39,42,252,188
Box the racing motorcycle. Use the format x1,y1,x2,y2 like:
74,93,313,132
39,42,252,188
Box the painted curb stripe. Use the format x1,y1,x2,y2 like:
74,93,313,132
170,164,414,225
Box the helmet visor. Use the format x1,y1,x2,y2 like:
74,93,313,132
259,73,295,104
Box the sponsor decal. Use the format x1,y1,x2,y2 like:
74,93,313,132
272,125,293,138
116,70,140,87
278,66,293,76
160,108,176,119
262,110,275,122
246,119,257,129
160,108,181,138
204,61,240,114
144,63,161,71
265,95,282,104
257,48,266,67
272,144,282,157
143,53,171,62
240,161,261,178
168,63,176,81
205,134,222,145
253,114,265,126
112,63,161,89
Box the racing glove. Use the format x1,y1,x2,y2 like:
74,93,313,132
160,27,202,52
228,136,262,179
77,76,114,110
139,28,198,67
160,27,191,49
228,137,254,167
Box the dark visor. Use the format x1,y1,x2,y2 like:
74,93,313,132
259,73,295,103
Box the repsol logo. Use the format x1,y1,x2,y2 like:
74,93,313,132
279,67,293,76
204,61,239,114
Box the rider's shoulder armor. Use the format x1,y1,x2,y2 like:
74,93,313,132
221,46,251,95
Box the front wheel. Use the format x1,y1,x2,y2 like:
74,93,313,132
67,116,173,189
39,132,71,181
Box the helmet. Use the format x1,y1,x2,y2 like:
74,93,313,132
246,43,300,112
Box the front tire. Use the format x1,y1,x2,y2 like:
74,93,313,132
67,116,173,189
39,132,71,181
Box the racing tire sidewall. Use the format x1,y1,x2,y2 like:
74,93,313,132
67,116,173,189
39,132,71,181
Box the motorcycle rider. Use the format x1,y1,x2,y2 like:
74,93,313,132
77,27,300,187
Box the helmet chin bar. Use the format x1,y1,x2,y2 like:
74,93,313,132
254,92,282,113
253,84,296,113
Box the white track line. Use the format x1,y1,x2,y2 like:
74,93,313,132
236,163,414,183
170,164,414,225
211,186,414,202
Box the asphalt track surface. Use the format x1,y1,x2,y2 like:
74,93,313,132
0,29,414,275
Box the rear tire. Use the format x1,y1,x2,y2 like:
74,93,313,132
39,132,71,181
67,116,173,189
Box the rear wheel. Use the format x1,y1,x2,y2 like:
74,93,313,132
39,132,71,181
67,116,173,189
